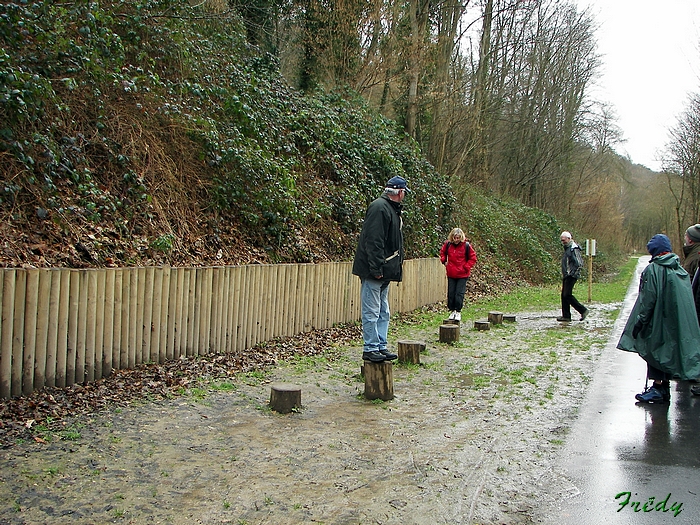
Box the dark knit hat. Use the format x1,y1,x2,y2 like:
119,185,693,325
647,234,672,257
686,224,700,243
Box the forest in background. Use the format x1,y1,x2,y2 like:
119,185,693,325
1,0,697,283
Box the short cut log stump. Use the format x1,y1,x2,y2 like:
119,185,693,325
397,340,425,364
503,314,517,323
364,361,394,401
439,324,460,343
443,318,459,325
474,320,490,331
269,383,302,414
488,311,504,324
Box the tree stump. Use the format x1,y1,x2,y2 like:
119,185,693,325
474,320,490,331
269,383,302,414
443,318,459,325
397,340,425,364
364,361,394,401
439,324,460,343
488,311,503,324
503,314,516,323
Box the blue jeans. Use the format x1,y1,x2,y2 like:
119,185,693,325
360,278,390,353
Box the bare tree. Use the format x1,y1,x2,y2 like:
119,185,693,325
662,93,700,246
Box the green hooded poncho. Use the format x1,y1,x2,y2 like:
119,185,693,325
617,253,700,380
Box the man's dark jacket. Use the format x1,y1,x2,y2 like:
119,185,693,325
352,194,404,282
682,243,700,277
561,241,583,279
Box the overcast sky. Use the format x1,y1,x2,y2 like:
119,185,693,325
576,0,700,171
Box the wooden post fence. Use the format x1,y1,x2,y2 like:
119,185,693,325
0,258,447,398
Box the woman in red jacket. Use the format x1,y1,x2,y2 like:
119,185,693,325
440,228,477,321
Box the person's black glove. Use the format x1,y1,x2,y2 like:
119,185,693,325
632,321,643,338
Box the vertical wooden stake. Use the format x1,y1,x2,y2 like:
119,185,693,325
397,340,425,364
363,361,394,401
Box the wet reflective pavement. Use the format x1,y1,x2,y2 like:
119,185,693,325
543,256,700,524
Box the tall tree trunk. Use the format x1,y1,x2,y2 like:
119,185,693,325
405,0,431,139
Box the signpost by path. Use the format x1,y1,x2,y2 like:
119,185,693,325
585,239,596,302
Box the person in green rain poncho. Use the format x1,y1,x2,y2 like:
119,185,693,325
617,234,700,403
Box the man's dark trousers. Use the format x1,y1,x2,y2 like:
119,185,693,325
561,276,585,319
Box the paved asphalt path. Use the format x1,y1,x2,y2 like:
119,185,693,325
540,255,700,525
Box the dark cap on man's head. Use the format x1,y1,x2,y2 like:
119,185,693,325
647,234,672,257
687,224,700,243
386,176,410,192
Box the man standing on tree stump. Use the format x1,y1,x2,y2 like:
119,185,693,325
557,231,588,322
352,176,409,363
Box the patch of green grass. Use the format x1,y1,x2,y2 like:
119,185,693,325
458,256,637,322
396,361,421,372
593,256,639,303
188,387,208,401
290,354,329,374
59,425,82,441
210,381,237,392
464,285,560,319
240,370,269,385
472,376,490,388
423,360,444,371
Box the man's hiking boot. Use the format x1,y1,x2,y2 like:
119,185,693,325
556,316,572,322
580,308,589,321
362,351,386,363
379,349,398,361
635,386,670,403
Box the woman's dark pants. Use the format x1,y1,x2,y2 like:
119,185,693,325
447,277,468,311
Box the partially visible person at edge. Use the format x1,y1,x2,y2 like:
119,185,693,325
687,224,700,397
351,176,409,363
617,234,700,403
557,231,589,322
692,269,700,396
439,228,477,321
682,223,700,276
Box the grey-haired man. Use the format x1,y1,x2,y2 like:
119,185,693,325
557,231,588,322
352,176,409,362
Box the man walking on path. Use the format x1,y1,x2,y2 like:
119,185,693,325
557,231,588,322
352,176,409,363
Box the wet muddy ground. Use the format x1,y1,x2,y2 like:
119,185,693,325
0,304,619,524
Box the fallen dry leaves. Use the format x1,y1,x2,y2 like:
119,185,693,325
0,323,361,448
